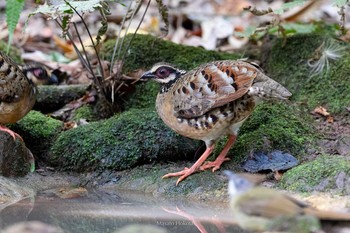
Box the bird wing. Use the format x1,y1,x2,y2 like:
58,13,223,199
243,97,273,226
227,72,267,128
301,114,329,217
236,188,304,218
0,52,28,103
172,61,257,118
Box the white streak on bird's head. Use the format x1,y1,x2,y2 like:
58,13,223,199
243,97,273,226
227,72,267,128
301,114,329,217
141,63,186,84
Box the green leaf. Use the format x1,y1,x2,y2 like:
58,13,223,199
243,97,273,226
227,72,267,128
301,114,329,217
282,23,316,34
6,0,25,51
273,0,308,15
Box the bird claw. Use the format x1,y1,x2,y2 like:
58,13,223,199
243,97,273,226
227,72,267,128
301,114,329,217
200,157,230,172
0,126,23,141
162,167,197,185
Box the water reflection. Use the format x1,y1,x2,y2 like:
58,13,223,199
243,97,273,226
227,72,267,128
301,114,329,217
0,189,247,233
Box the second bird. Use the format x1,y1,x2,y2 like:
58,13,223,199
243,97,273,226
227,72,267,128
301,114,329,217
141,60,292,185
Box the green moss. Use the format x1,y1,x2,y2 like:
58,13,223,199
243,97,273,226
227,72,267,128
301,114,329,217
279,155,350,193
102,34,241,73
217,102,316,163
265,34,350,113
125,81,159,110
13,111,63,138
72,105,100,122
49,108,199,172
10,111,63,162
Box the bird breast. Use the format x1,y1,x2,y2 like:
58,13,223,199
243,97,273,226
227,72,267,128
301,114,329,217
156,92,255,142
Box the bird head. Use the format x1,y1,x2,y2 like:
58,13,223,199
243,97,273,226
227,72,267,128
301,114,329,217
23,64,58,85
224,171,254,198
140,63,186,84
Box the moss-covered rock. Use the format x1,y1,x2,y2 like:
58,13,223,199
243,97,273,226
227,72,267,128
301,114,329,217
0,133,32,177
34,85,88,113
10,111,63,163
279,155,350,194
264,34,350,113
49,108,199,172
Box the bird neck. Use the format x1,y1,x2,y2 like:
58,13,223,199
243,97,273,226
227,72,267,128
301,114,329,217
160,71,183,93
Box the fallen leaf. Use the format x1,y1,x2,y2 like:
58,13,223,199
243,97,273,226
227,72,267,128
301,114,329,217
312,106,330,117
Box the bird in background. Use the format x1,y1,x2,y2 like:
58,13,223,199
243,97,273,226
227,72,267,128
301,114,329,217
22,62,58,85
141,60,291,185
224,170,350,233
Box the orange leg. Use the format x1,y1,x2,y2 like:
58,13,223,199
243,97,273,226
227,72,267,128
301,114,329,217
0,125,23,141
162,144,215,185
163,206,208,233
200,135,236,172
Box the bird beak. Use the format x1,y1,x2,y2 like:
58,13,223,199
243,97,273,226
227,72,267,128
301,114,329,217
140,71,155,80
48,73,59,85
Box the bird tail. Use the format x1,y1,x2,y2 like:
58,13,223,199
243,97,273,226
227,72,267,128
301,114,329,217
304,208,350,221
250,73,292,100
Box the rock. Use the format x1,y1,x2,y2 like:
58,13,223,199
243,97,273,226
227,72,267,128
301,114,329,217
0,133,32,177
34,84,88,113
335,135,350,156
242,150,298,172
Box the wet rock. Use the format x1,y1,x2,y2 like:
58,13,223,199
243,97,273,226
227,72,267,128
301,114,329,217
1,221,64,233
335,135,350,156
0,132,32,177
242,150,298,172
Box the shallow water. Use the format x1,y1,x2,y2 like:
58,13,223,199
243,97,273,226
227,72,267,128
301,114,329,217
0,189,245,233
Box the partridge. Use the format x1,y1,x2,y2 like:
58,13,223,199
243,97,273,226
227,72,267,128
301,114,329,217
224,171,350,232
0,52,37,140
141,60,292,185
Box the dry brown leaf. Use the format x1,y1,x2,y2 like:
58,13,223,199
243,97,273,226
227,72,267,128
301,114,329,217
64,121,77,130
57,187,88,199
312,106,330,117
53,35,74,54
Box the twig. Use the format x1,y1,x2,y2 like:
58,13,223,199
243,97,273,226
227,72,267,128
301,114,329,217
243,5,273,16
109,0,134,75
121,0,151,63
73,22,94,77
55,18,91,74
338,5,347,36
64,0,105,79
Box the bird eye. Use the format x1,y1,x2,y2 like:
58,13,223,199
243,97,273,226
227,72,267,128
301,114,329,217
156,68,170,78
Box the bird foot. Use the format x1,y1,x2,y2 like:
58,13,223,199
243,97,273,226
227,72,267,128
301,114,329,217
162,167,197,185
0,126,23,141
200,157,230,172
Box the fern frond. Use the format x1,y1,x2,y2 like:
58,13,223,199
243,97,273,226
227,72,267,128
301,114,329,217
5,0,25,52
